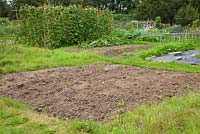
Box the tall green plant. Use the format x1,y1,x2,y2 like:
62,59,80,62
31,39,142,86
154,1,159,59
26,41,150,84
155,16,161,29
19,5,113,48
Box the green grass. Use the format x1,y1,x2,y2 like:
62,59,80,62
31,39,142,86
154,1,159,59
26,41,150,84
108,93,200,134
108,39,200,73
1,36,200,133
137,39,200,59
0,44,105,74
1,39,200,74
1,93,200,134
0,97,108,134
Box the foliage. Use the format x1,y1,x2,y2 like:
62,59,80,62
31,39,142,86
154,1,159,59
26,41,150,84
0,0,10,17
0,18,19,37
113,14,135,22
155,16,161,29
136,34,160,42
192,19,200,29
196,54,200,58
160,23,170,29
175,5,199,26
134,0,200,24
113,14,136,29
79,29,149,48
2,0,200,25
0,17,9,25
138,40,200,59
19,5,113,48
80,27,193,48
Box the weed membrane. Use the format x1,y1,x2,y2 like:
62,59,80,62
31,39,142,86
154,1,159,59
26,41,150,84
151,50,200,65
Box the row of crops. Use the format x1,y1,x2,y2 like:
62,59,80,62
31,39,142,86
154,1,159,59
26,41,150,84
19,5,112,48
3,5,197,49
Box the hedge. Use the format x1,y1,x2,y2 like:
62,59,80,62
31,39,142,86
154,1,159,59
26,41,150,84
19,5,113,48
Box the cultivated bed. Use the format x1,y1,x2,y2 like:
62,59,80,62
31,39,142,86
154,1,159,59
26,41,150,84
0,64,200,122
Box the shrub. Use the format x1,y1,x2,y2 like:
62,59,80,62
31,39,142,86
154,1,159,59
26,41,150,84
192,19,200,29
19,5,113,48
0,18,19,37
136,34,160,42
138,41,199,59
155,16,161,29
175,6,199,26
160,23,170,29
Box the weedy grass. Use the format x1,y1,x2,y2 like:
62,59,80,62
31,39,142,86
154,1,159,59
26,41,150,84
0,44,105,74
0,97,107,134
108,93,200,134
1,93,200,134
0,18,19,38
1,39,200,74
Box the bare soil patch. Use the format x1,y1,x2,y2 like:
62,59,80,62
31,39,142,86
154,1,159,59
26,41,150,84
67,45,151,58
0,64,200,122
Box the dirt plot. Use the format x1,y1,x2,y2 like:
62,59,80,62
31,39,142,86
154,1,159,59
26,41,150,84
67,45,151,58
0,64,200,122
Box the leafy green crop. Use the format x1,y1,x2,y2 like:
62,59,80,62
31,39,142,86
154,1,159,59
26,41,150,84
19,5,113,48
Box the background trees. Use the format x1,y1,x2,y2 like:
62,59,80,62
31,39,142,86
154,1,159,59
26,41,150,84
175,5,199,26
1,0,200,26
133,0,199,25
0,0,10,17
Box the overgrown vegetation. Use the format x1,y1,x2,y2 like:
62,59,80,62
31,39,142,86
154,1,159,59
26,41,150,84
79,29,165,48
19,5,112,48
138,39,200,59
0,18,19,37
109,93,200,134
0,43,104,74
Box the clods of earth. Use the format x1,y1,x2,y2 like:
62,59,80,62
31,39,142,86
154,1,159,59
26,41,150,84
0,64,200,122
150,50,200,65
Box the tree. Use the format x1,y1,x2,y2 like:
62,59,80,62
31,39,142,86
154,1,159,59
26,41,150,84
0,0,10,17
189,0,200,12
134,0,190,24
175,5,199,26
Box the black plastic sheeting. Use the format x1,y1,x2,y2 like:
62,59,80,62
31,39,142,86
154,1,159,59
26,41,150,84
150,50,200,65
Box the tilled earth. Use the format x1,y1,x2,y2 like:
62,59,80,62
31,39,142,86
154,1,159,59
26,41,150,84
0,64,200,122
67,45,151,58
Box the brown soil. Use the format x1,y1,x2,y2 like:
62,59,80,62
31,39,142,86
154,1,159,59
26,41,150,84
0,64,200,122
67,45,151,58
